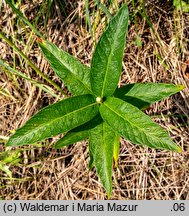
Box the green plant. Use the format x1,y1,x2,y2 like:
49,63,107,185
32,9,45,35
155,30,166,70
173,0,189,12
6,4,184,197
0,147,22,179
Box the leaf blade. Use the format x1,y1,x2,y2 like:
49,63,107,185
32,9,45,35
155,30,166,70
54,130,89,149
90,4,129,97
100,97,182,152
39,40,94,96
7,95,99,147
114,83,184,109
89,122,115,197
54,114,102,149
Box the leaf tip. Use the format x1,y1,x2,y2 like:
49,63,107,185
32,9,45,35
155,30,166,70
113,154,119,168
37,37,43,43
114,160,119,168
107,191,112,199
53,142,64,149
6,137,13,147
53,139,75,149
52,144,58,149
176,146,183,153
6,142,11,147
177,84,185,91
121,3,128,8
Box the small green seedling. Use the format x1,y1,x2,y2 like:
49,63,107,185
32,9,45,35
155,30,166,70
7,4,184,197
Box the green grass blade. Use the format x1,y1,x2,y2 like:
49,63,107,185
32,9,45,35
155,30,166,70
5,0,43,38
138,0,162,45
0,59,59,98
57,0,67,17
44,0,54,30
95,0,113,19
85,0,93,38
0,31,65,95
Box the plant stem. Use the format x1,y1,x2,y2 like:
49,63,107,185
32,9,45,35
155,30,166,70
0,31,66,96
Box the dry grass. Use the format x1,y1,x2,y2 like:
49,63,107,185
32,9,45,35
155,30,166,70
0,0,189,200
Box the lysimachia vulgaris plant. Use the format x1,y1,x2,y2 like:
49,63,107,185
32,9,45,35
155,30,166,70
7,4,184,197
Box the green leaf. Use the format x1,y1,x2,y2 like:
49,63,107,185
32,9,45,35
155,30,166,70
89,122,115,197
0,151,21,165
90,4,129,97
0,163,12,178
7,95,99,147
39,40,94,96
54,129,89,149
100,97,182,153
114,83,184,109
173,0,189,12
54,114,102,149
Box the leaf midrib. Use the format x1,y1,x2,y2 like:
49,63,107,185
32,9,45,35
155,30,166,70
19,102,97,139
101,19,120,98
94,123,111,193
